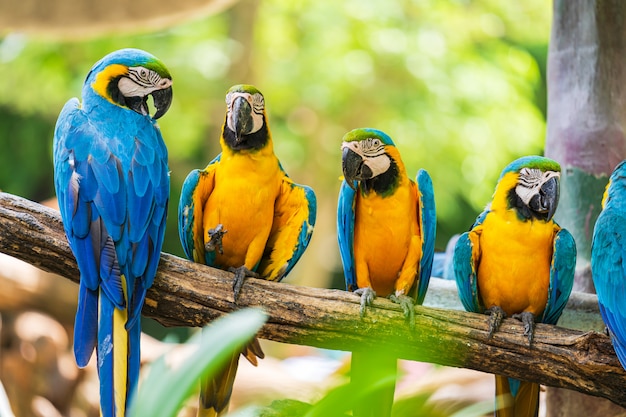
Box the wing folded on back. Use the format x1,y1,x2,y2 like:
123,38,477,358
337,180,357,292
178,155,220,266
414,169,436,305
453,211,488,314
542,226,576,325
256,177,317,281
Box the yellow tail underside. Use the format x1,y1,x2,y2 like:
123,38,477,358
113,306,128,416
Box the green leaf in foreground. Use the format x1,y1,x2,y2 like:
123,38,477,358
128,308,268,417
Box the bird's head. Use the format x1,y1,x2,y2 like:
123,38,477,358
495,155,562,221
341,128,403,196
222,84,268,151
86,48,173,119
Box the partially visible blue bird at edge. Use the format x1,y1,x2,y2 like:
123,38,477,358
592,159,626,371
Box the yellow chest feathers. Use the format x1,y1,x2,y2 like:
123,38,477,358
474,210,558,316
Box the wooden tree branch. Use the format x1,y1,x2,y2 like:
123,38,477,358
1,191,625,406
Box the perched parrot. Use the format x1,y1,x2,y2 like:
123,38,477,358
453,155,576,417
178,84,316,417
53,49,172,416
337,128,436,417
591,160,626,370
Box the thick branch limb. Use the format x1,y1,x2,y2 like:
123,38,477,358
1,192,625,406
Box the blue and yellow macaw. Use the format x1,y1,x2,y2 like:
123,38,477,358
454,156,576,417
591,160,626,370
337,128,436,417
178,84,316,417
53,49,172,417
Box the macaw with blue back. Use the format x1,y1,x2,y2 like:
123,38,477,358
591,160,626,371
53,48,172,416
337,128,436,417
178,84,316,417
453,155,576,417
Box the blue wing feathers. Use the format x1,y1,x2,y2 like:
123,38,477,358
592,206,626,367
278,183,316,281
73,284,99,367
178,169,205,262
337,180,357,292
416,169,436,305
543,228,576,325
304,185,317,226
99,238,125,308
454,232,483,313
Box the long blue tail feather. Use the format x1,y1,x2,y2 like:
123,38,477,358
98,291,116,417
73,283,99,368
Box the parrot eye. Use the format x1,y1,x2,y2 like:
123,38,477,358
128,66,159,87
360,137,386,157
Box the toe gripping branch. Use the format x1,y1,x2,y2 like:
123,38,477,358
389,294,416,330
512,311,536,345
354,287,376,318
205,224,227,255
229,265,259,301
486,306,507,338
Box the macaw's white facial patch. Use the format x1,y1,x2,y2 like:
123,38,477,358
225,92,265,135
341,139,391,178
364,154,392,178
118,67,171,97
515,168,560,206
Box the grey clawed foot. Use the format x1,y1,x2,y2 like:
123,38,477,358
512,311,536,345
205,224,227,254
228,265,259,301
354,287,376,318
389,294,416,330
486,306,507,338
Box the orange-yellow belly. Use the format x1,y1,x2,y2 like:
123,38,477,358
476,213,555,317
353,185,418,296
203,155,280,269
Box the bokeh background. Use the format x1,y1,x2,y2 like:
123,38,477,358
0,0,553,415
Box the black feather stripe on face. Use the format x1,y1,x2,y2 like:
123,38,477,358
107,75,126,107
361,158,399,197
507,187,551,221
222,115,269,151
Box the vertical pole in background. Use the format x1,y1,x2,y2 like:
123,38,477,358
545,0,626,414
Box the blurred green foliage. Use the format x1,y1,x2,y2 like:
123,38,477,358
0,0,551,289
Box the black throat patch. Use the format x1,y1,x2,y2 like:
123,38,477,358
361,158,399,198
222,115,269,151
507,187,548,221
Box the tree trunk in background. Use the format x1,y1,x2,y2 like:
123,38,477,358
545,0,626,415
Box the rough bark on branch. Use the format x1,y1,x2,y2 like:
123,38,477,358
1,191,625,406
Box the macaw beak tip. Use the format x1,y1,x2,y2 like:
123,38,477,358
152,85,173,120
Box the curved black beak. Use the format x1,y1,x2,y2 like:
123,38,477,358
232,96,253,141
152,85,173,120
529,176,559,220
342,147,372,191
